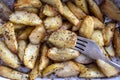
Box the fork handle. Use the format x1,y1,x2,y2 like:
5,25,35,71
103,58,120,70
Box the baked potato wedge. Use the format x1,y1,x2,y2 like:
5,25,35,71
47,47,80,61
62,4,80,26
101,0,120,22
79,16,94,38
103,23,115,46
72,20,82,32
55,61,79,77
48,30,77,48
113,29,120,57
2,22,18,53
18,40,27,61
44,15,62,33
74,0,89,14
9,11,42,26
87,0,103,22
96,59,119,77
0,41,20,68
42,63,64,77
29,24,46,44
24,43,40,69
18,27,34,40
59,21,72,30
91,30,104,47
67,1,86,19
43,4,58,17
0,66,28,80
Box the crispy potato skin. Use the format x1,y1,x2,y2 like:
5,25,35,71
24,43,40,69
47,47,80,61
0,66,28,80
48,30,77,48
0,41,20,68
113,29,120,57
9,11,42,26
2,22,18,53
79,16,94,38
29,24,46,44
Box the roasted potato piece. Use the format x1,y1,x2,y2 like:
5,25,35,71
103,23,115,46
29,24,46,44
0,66,28,80
43,4,58,17
79,16,94,38
44,15,62,33
2,22,18,53
74,0,89,14
113,29,120,57
55,61,79,77
48,47,80,61
105,43,115,57
87,0,103,22
42,63,64,77
59,21,72,30
101,0,120,22
79,64,105,78
75,54,93,64
67,1,86,19
100,47,109,59
14,0,42,8
91,30,104,47
18,27,34,40
72,20,82,32
96,59,119,77
62,4,80,26
92,17,104,30
18,40,27,61
0,41,20,68
39,44,49,72
41,0,64,14
9,11,42,26
24,43,40,69
48,30,77,48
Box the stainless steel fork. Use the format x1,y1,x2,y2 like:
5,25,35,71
75,36,120,70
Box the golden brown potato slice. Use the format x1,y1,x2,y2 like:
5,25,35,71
41,0,64,14
62,4,80,26
2,22,18,53
79,64,105,78
74,0,89,14
18,40,27,61
72,20,82,32
9,11,42,26
42,63,64,77
105,43,115,57
92,17,104,30
87,0,103,22
96,59,119,77
48,47,80,61
103,23,115,46
91,30,104,47
75,54,93,64
101,0,120,22
14,0,42,8
44,15,62,33
0,41,20,68
59,21,72,30
24,43,40,69
79,16,94,38
18,27,34,40
39,44,49,72
48,30,77,48
43,4,58,17
113,29,120,57
67,1,86,19
0,66,28,80
29,24,46,44
55,61,79,77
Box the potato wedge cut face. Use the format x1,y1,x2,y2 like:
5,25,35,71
48,30,77,48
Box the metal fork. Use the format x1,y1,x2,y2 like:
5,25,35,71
75,36,120,70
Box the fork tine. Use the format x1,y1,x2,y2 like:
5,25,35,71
75,45,84,53
77,36,88,43
76,41,86,47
